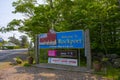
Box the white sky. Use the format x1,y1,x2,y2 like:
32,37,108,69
0,0,44,41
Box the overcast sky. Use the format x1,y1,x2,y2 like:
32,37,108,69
0,0,44,41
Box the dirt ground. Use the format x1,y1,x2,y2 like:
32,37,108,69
0,52,112,80
0,62,113,80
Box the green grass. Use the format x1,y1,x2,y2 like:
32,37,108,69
80,61,86,67
94,67,120,80
105,67,120,80
39,59,48,63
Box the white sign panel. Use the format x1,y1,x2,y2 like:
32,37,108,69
48,58,77,66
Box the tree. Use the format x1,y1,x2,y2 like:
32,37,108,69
8,36,20,46
20,35,29,48
4,0,120,54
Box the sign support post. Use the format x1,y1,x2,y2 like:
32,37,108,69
85,29,91,69
35,34,39,64
78,49,80,66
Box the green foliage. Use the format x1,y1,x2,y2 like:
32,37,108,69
39,49,48,63
6,19,21,31
94,67,120,80
5,46,14,49
14,46,20,49
20,35,29,48
8,36,20,46
13,57,23,64
2,0,120,53
0,43,2,47
105,67,120,80
118,76,120,80
23,62,31,67
7,35,29,48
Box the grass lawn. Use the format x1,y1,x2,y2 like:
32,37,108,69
94,67,120,80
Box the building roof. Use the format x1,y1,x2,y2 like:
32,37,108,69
3,42,17,46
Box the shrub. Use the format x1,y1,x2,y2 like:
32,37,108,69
23,63,31,67
14,46,20,49
13,57,22,64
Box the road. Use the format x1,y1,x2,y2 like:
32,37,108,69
0,49,28,62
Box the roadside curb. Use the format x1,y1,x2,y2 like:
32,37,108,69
32,63,93,73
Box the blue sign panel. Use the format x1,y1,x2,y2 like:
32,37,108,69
39,30,84,48
0,38,3,42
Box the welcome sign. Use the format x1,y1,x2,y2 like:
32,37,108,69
39,30,84,48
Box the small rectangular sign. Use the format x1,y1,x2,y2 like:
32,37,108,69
48,50,57,57
56,50,77,58
48,58,78,66
0,38,3,42
48,50,77,58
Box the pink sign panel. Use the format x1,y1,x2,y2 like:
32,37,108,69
48,50,57,57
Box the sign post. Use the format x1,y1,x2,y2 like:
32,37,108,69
85,29,91,69
35,34,39,64
78,49,80,66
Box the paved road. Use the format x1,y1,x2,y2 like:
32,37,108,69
0,49,28,61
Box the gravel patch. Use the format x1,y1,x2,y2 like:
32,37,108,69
0,51,112,80
0,65,111,80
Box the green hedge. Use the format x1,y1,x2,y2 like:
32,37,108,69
3,46,14,49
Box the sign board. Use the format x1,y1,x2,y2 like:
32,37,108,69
48,58,78,66
39,30,84,48
48,50,77,58
0,38,3,42
39,31,56,45
48,50,57,57
56,50,77,58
